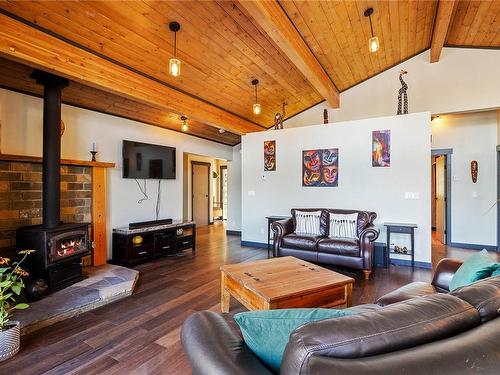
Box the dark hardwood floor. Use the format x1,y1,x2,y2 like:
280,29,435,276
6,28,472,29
431,230,499,263
0,223,494,374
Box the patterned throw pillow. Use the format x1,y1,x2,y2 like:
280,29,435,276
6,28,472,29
294,210,322,235
329,213,358,238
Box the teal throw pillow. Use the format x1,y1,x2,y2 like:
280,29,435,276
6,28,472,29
449,249,499,291
234,308,355,372
491,267,500,277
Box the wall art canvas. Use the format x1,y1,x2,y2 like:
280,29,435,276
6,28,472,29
372,130,391,167
302,148,338,187
264,140,276,171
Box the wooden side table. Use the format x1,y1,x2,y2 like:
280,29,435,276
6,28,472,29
384,222,417,269
265,215,290,258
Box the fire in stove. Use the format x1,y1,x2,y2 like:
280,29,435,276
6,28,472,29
57,238,85,258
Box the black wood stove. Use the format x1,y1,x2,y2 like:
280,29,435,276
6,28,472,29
16,70,90,291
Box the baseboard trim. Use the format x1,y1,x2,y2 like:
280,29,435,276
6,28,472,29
450,242,498,252
389,259,433,269
241,240,267,249
226,230,241,236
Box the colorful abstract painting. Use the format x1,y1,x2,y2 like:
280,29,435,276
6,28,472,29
372,130,391,167
302,148,338,187
264,140,276,171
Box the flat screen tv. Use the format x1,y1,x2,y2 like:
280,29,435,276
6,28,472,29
122,140,176,179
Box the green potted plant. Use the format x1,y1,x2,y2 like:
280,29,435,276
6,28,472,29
0,250,34,362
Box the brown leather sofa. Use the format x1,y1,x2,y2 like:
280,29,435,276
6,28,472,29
181,258,500,375
272,209,379,279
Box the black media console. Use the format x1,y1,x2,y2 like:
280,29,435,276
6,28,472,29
112,221,196,267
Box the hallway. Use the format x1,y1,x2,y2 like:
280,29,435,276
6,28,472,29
431,230,499,266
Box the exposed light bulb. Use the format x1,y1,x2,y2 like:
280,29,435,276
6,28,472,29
219,128,226,134
253,103,261,115
181,115,188,132
169,58,181,77
431,115,441,123
369,36,379,53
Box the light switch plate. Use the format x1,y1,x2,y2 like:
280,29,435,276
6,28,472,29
404,192,420,200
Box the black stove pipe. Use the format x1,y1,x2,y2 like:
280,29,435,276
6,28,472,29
31,70,69,229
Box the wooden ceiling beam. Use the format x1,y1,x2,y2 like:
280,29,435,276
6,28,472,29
0,13,262,135
238,0,340,108
430,0,458,63
0,57,241,146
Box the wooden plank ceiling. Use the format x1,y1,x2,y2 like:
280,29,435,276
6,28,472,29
0,1,498,144
446,0,500,47
280,0,437,91
0,0,321,132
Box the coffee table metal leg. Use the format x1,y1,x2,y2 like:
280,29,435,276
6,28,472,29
220,272,230,313
345,283,353,307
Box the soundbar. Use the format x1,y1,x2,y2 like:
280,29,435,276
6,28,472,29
129,218,173,229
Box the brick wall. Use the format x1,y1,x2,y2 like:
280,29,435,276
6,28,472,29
0,161,92,250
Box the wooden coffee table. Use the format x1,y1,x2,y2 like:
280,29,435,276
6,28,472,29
220,256,354,312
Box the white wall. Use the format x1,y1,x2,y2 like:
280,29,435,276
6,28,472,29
285,48,500,128
0,89,233,257
227,144,242,232
242,112,432,263
432,111,497,247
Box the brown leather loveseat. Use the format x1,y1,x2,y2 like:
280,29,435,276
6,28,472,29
272,209,379,279
181,259,500,374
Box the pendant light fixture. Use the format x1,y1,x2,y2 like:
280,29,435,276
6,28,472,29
169,21,181,77
364,8,379,53
181,115,188,132
252,79,261,115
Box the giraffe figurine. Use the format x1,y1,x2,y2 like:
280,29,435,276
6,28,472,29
274,102,287,130
397,70,408,115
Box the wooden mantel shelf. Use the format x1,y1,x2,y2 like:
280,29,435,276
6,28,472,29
0,153,115,168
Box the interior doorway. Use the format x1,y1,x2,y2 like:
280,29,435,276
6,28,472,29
192,161,210,226
220,165,228,220
433,155,446,243
431,149,452,245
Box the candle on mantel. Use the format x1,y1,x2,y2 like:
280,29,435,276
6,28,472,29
92,142,96,152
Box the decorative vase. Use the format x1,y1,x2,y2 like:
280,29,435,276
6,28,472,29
0,321,20,362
